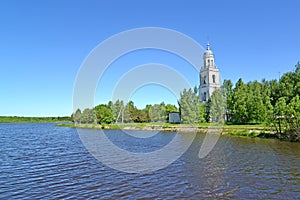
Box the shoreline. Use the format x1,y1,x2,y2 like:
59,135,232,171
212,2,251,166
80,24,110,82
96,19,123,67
58,123,204,132
57,122,278,139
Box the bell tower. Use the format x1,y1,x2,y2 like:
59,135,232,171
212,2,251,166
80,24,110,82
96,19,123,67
199,42,221,101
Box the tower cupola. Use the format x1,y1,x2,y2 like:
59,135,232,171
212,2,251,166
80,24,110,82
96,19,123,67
203,42,215,68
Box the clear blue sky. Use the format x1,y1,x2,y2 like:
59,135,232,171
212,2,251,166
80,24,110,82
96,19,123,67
0,0,299,116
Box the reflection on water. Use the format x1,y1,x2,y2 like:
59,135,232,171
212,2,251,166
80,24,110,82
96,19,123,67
0,123,299,199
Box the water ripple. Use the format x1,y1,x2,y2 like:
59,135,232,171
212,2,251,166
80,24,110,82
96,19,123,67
0,123,299,199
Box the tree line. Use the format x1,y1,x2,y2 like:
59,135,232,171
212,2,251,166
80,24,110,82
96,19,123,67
72,62,300,141
0,116,71,123
223,62,300,141
71,101,178,124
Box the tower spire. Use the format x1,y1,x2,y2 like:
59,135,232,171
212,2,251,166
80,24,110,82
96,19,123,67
207,42,210,50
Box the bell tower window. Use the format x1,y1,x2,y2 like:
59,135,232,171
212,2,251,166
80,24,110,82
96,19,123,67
212,75,216,83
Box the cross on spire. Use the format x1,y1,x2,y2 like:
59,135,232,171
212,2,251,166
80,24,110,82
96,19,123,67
207,42,210,50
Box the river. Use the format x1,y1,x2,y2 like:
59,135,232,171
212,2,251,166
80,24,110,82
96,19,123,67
0,123,299,199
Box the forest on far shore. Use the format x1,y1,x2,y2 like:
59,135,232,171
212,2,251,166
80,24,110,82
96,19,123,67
0,116,71,123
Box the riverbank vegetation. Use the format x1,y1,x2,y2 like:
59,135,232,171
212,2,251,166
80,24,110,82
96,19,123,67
223,62,300,142
58,122,277,140
70,62,300,142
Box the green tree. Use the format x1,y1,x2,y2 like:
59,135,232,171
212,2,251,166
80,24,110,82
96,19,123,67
73,108,82,123
270,62,300,141
94,104,114,124
179,87,204,124
81,108,95,124
122,103,131,123
274,97,287,130
293,62,300,98
285,95,300,141
273,97,288,134
261,79,274,123
209,89,226,123
128,101,139,122
135,109,149,123
232,78,248,123
122,101,139,122
165,104,178,113
269,79,280,106
223,79,234,122
279,72,295,102
246,81,266,123
149,103,167,122
110,100,124,123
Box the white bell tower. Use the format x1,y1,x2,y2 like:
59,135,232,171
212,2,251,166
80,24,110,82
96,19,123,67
199,42,221,102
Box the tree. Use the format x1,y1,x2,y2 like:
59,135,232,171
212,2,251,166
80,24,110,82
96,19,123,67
232,78,248,123
110,100,124,123
273,97,290,135
121,101,139,123
246,81,266,123
149,103,167,122
223,79,233,111
270,62,300,141
179,87,205,124
94,104,114,124
122,103,131,123
261,79,273,123
128,101,139,122
159,102,168,121
279,72,295,102
135,109,149,123
209,89,226,123
223,79,234,122
81,108,95,124
73,108,82,123
285,95,300,141
269,79,280,106
165,104,178,113
293,62,300,98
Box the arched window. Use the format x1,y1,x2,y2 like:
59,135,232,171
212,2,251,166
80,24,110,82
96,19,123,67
203,76,206,84
212,75,216,83
203,92,207,101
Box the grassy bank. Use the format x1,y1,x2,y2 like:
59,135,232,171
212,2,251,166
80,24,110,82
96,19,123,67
222,124,277,139
58,122,183,131
58,122,278,139
0,116,71,123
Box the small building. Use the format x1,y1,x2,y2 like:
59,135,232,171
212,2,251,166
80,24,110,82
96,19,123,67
168,112,180,124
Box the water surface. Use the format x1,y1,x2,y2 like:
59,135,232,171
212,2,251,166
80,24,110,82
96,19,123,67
0,123,299,199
